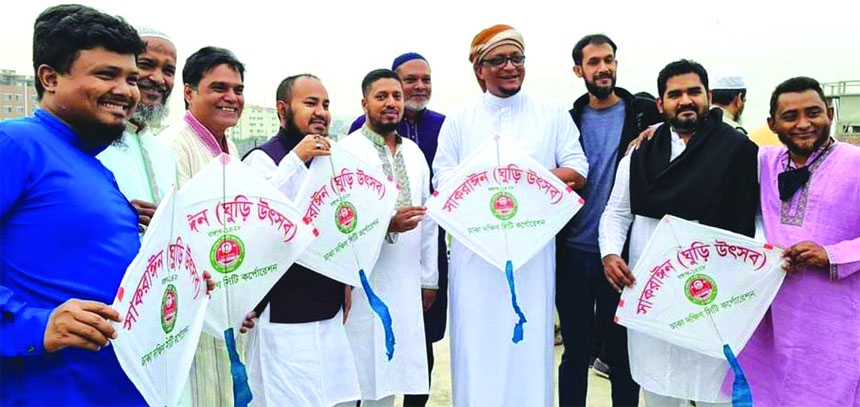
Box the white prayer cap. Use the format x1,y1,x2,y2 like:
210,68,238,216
712,74,746,90
136,26,173,44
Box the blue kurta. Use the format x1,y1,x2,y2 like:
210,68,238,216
1,109,144,406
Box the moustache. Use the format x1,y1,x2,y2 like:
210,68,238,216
138,78,168,93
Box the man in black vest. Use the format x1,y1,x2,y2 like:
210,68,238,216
599,59,758,406
556,33,662,407
241,74,361,405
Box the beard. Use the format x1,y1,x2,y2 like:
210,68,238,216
584,74,616,100
405,99,428,112
668,106,707,133
78,119,127,148
132,101,169,129
498,85,521,97
778,126,831,157
283,107,328,137
368,116,398,134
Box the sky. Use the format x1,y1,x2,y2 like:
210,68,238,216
2,0,858,130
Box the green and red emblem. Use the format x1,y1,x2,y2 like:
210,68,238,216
685,274,718,306
161,284,178,334
210,234,245,273
335,201,358,234
490,191,518,220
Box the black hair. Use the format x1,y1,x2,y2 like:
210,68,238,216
769,76,827,117
657,59,709,99
32,4,145,99
571,34,617,65
712,89,746,106
634,91,656,101
361,69,401,98
181,46,245,108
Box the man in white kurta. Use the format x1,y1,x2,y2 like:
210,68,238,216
241,74,360,406
432,25,588,407
337,69,438,407
159,47,245,407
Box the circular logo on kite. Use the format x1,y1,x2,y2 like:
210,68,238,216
161,284,178,334
490,191,518,220
210,234,245,274
335,201,358,234
685,274,718,306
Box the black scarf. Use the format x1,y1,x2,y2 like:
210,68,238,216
629,109,759,237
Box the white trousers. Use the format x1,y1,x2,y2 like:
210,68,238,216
644,390,732,407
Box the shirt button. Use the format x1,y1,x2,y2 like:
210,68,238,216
28,346,35,354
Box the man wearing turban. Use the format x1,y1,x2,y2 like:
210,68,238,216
432,24,589,406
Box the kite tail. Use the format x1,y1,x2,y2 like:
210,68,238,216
505,260,527,343
723,344,753,407
359,269,396,360
224,328,253,407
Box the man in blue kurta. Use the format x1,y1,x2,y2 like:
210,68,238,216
349,53,446,407
0,5,147,405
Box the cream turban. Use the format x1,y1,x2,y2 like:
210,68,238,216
469,24,524,91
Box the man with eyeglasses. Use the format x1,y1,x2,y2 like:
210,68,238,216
432,24,588,407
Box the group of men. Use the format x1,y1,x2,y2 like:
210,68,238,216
1,5,858,407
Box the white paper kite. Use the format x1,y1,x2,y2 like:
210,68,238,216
295,142,396,287
425,136,584,342
112,187,209,407
614,215,785,406
294,142,399,359
180,154,316,337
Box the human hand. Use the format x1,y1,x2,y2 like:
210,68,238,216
388,206,426,234
292,134,331,162
130,199,157,232
343,286,352,324
43,299,121,353
783,241,830,272
602,254,635,292
239,311,257,334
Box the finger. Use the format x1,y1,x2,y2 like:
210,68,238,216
139,215,152,226
72,310,119,340
77,301,121,322
605,273,622,292
64,332,103,352
66,320,111,348
130,200,158,210
398,208,427,217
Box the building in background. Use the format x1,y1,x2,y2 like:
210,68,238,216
0,69,37,120
823,80,860,146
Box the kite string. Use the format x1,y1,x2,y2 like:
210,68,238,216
326,153,396,360
493,136,527,343
666,219,752,406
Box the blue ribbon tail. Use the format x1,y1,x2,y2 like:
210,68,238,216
224,328,253,407
359,269,396,360
505,260,527,343
723,344,753,407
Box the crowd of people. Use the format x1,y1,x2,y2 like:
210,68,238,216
1,4,858,407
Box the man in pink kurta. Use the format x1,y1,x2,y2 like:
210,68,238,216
740,76,860,407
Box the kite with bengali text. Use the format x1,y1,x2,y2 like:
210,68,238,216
180,154,317,405
425,136,584,343
295,142,399,359
112,188,209,407
615,215,786,406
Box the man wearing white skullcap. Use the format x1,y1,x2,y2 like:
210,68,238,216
711,74,748,135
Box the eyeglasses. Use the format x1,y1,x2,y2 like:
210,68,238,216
480,54,526,68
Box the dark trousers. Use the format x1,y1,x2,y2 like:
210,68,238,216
402,335,435,406
556,246,639,407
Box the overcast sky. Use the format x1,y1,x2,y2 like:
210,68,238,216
2,0,858,130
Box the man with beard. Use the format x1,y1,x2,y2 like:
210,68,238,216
737,77,860,407
348,52,446,407
711,74,748,135
241,74,361,406
433,24,588,407
98,27,178,232
556,33,660,407
338,69,438,407
160,46,245,407
0,5,147,405
599,59,759,406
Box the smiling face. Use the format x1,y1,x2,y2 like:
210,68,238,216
769,89,832,158
476,44,525,97
39,46,140,146
184,63,244,136
133,36,177,126
396,59,432,112
574,42,617,100
281,76,330,136
657,73,710,135
362,77,404,135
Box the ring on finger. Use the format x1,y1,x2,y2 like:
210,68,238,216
315,141,322,150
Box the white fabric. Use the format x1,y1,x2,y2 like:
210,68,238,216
338,131,436,400
643,390,731,407
243,141,362,407
245,308,360,407
598,132,732,403
158,121,239,188
712,75,745,90
432,90,588,407
98,126,177,204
